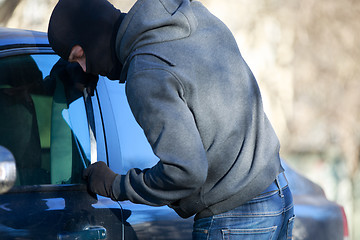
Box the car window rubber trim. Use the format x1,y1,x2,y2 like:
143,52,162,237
6,184,87,193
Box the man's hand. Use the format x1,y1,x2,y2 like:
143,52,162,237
50,58,99,96
65,61,98,96
83,161,118,200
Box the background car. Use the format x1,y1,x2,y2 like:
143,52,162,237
0,27,348,240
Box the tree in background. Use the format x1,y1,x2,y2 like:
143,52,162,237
290,1,360,237
0,0,21,25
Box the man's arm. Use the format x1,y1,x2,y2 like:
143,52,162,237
84,67,208,206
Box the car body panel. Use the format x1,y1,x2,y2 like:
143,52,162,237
0,27,52,57
0,185,126,240
282,161,345,240
120,201,193,239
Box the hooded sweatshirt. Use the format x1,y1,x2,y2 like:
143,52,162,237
112,0,284,219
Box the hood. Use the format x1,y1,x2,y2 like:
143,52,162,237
48,0,122,78
116,0,198,65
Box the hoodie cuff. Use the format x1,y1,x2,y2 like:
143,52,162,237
111,174,127,201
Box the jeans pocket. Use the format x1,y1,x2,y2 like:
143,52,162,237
287,215,296,239
221,226,277,240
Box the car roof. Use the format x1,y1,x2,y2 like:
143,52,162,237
0,27,54,57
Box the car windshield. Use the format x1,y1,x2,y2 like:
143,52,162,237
0,54,91,186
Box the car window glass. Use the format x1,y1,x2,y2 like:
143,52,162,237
104,80,159,174
0,54,91,186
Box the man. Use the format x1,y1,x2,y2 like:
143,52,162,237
48,0,294,239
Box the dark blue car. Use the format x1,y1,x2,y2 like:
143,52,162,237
0,27,348,240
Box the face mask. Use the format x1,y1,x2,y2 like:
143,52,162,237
48,0,122,78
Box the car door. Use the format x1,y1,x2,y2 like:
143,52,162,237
0,52,133,240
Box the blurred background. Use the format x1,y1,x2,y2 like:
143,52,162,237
1,0,359,238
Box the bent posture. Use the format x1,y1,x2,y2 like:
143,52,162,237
48,0,294,239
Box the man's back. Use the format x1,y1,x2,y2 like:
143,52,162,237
115,0,283,219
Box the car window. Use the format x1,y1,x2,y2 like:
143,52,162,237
0,54,91,186
103,80,159,174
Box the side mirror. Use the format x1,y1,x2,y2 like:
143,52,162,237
0,146,16,194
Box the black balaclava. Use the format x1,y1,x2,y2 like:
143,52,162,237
48,0,124,80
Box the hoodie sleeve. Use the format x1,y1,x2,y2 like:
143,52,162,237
111,65,208,206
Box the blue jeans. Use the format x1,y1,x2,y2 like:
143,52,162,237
193,178,295,240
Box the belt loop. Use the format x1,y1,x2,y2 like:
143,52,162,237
275,176,284,198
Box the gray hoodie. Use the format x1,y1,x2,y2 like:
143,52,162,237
112,0,283,219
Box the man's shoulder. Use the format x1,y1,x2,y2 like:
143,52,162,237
128,52,175,74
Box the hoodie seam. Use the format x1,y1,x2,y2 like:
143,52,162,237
178,8,194,37
158,0,178,14
116,0,146,62
131,67,186,101
117,0,196,63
